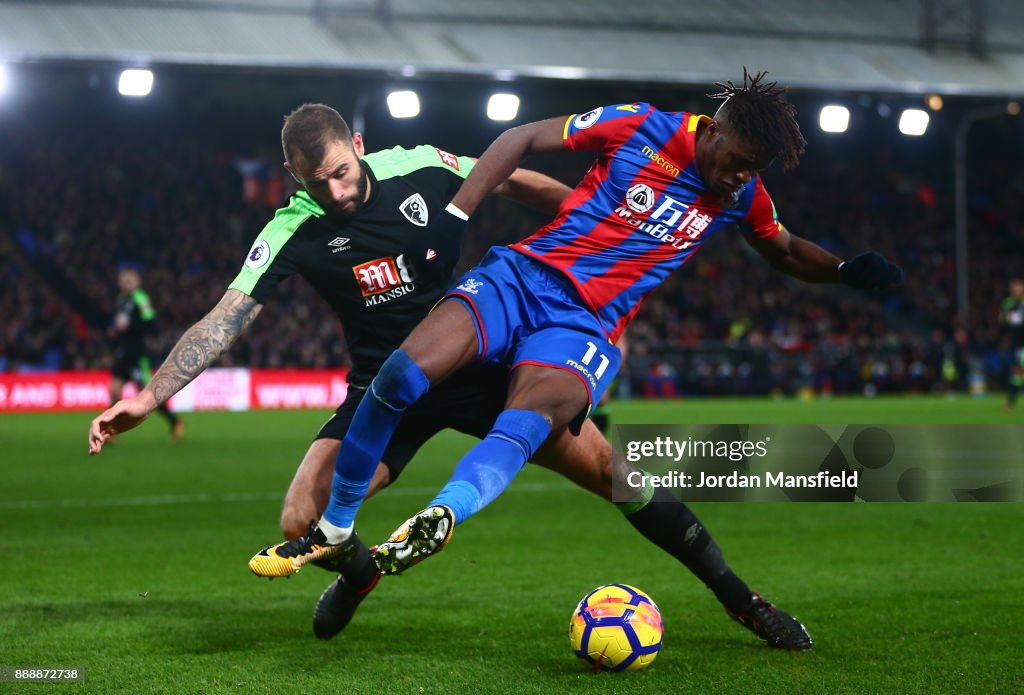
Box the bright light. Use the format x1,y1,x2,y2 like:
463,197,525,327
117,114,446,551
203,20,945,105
118,69,153,97
818,105,849,133
387,90,420,119
898,108,929,136
0,63,8,96
487,93,520,121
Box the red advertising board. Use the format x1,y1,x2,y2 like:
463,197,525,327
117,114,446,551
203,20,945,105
0,372,111,412
249,369,349,409
0,369,350,412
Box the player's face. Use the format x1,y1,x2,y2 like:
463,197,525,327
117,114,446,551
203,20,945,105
1012,280,1024,299
288,135,370,221
696,121,774,197
118,270,140,293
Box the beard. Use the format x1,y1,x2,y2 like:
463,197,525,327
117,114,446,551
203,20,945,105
327,164,370,223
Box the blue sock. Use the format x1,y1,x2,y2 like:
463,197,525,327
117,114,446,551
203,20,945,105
430,409,551,525
323,349,429,527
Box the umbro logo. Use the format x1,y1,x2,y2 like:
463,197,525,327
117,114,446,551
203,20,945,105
328,237,351,253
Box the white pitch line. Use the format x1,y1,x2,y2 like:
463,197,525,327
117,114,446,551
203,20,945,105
0,481,576,511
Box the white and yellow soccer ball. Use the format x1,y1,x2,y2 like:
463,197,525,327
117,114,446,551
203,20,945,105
569,584,664,672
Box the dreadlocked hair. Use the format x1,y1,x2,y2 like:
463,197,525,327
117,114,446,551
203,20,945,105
708,68,807,171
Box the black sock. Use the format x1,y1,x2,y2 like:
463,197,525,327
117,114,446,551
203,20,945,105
625,486,752,611
314,533,379,591
155,402,179,425
1009,382,1021,406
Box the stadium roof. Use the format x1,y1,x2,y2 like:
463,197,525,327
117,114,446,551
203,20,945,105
1,0,1023,96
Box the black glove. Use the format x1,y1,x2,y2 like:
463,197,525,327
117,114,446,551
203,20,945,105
407,207,467,283
839,252,904,290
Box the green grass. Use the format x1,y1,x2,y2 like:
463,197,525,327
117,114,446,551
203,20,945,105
1,396,1021,694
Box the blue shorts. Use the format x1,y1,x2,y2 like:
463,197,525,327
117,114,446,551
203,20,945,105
444,246,622,434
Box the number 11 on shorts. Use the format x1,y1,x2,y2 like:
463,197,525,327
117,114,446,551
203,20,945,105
582,341,610,380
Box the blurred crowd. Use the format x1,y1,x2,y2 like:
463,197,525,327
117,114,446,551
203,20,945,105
2,108,1022,398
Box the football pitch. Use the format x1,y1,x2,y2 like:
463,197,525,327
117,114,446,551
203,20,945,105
1,396,1021,694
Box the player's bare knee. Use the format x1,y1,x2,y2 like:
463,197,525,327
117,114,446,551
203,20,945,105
399,300,478,383
507,367,589,430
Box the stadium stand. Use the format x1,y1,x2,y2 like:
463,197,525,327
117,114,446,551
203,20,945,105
2,72,1021,397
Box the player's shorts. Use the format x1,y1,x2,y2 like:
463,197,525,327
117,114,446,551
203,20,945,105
315,363,509,481
111,349,152,383
444,246,622,434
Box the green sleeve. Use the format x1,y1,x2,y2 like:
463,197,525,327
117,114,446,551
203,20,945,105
364,144,475,182
228,192,321,299
131,289,156,321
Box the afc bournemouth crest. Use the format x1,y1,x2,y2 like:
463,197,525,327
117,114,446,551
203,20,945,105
400,193,429,227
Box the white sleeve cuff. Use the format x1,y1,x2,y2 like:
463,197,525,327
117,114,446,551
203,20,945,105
445,203,469,221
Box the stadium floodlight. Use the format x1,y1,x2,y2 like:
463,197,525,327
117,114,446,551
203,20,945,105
0,63,9,96
118,69,153,97
898,108,929,136
487,93,520,122
818,105,849,133
387,90,420,119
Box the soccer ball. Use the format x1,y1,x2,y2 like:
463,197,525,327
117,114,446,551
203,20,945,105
569,584,664,672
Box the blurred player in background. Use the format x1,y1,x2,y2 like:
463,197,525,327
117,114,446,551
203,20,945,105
108,267,183,443
999,278,1024,411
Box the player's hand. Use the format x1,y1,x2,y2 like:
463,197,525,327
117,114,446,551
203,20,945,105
88,393,156,455
408,206,468,282
839,252,904,290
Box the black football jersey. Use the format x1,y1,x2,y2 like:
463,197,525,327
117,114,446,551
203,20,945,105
229,145,474,387
112,288,156,351
1000,295,1024,346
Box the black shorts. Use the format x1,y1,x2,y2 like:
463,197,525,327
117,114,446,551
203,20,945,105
315,363,509,481
111,349,151,382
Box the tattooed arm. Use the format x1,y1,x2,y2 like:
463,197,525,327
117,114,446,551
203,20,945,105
145,290,262,405
88,289,262,454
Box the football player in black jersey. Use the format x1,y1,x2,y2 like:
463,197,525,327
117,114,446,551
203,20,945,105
90,103,810,650
108,267,184,443
999,278,1024,411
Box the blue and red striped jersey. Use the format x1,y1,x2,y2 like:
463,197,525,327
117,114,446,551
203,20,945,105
510,103,782,342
